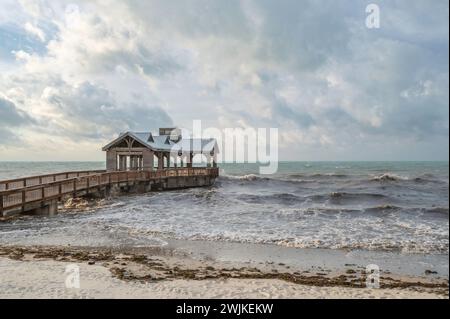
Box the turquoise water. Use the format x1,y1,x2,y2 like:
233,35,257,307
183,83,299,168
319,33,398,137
0,161,448,255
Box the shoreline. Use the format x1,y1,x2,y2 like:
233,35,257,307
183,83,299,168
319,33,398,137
163,238,449,279
0,244,447,299
1,203,448,281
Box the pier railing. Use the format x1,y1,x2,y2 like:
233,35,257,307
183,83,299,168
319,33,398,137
0,170,107,191
0,167,219,214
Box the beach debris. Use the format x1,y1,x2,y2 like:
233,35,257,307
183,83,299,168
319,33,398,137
64,198,89,210
0,245,447,297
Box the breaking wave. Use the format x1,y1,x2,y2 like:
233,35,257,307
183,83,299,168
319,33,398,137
220,174,270,182
1,162,448,256
370,173,407,182
306,192,390,204
237,193,302,205
220,172,446,187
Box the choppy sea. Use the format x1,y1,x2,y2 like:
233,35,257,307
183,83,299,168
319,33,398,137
0,161,448,255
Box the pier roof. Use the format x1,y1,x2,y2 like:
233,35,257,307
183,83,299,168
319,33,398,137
102,131,218,154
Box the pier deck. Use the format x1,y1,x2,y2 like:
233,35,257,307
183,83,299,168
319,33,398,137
0,167,219,216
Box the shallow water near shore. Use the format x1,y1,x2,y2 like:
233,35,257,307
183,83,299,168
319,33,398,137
164,239,449,279
0,161,448,278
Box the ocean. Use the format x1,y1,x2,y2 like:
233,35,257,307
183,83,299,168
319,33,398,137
0,161,448,256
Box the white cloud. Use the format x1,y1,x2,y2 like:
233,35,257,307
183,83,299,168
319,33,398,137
24,22,46,42
0,0,448,160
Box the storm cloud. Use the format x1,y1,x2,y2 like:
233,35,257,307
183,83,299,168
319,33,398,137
0,0,448,160
0,96,35,144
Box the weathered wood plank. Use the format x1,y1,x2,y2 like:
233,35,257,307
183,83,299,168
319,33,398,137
0,167,219,212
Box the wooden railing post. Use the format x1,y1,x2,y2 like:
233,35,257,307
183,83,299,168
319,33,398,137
0,194,3,216
21,190,25,213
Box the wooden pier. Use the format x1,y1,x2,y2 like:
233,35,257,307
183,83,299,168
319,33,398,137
0,167,219,216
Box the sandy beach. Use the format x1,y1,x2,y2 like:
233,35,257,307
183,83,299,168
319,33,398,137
0,245,447,299
0,162,448,300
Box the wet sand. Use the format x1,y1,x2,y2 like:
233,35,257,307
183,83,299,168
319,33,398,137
1,257,446,299
164,239,449,279
0,245,447,299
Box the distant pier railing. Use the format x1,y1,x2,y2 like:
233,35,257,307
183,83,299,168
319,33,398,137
0,170,107,191
0,167,219,215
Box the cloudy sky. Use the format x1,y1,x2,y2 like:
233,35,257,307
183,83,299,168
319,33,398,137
0,0,448,161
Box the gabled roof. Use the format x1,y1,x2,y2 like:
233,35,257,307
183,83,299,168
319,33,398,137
102,131,218,154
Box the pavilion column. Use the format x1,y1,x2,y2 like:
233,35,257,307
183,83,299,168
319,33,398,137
130,156,135,170
187,152,193,168
173,156,177,168
133,156,138,170
166,154,170,168
157,152,164,170
213,153,217,168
